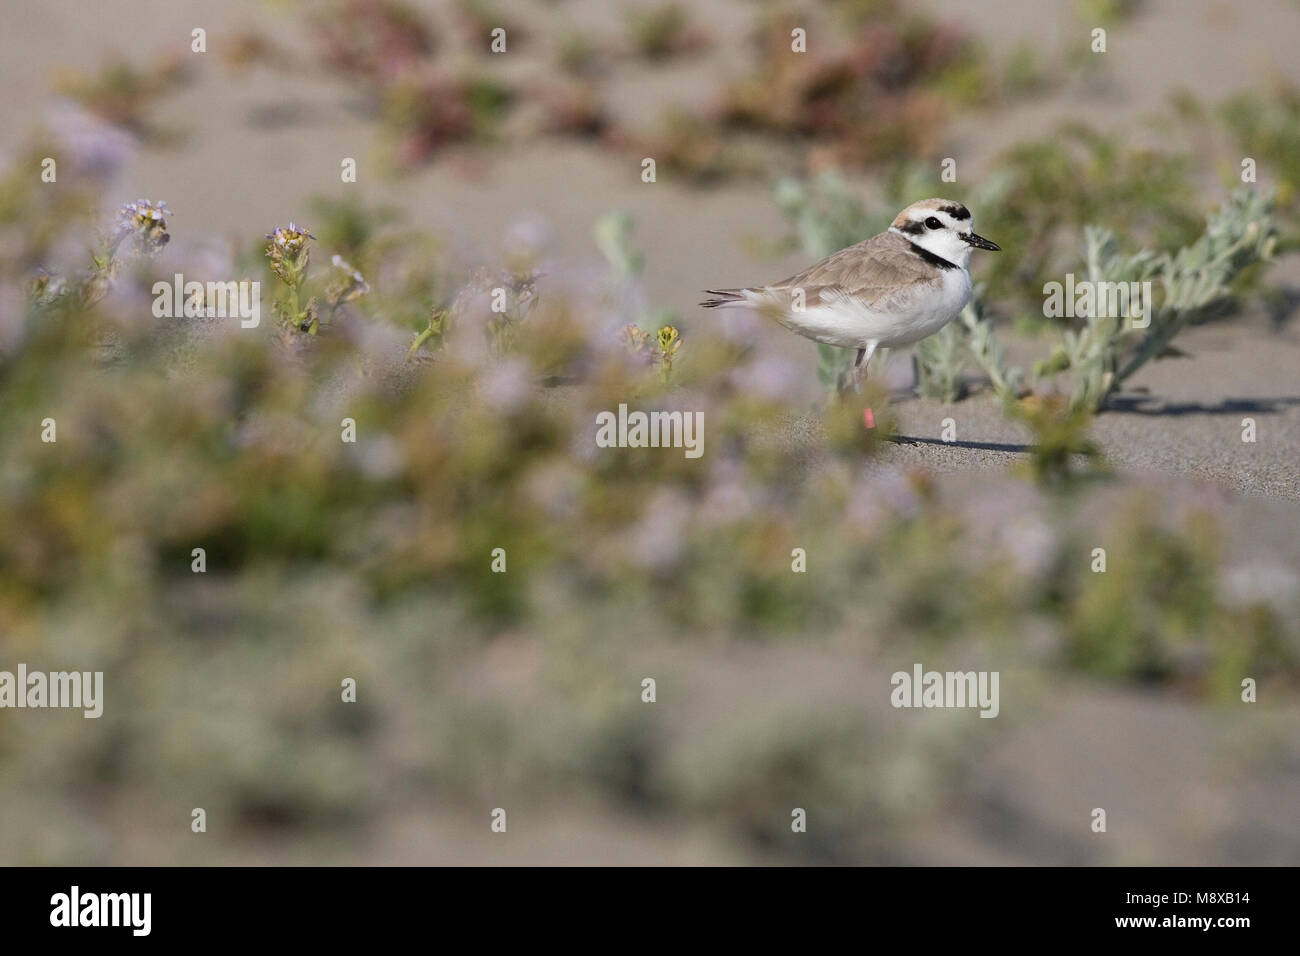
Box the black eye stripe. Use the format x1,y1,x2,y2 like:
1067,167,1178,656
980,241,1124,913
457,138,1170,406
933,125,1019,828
924,216,943,230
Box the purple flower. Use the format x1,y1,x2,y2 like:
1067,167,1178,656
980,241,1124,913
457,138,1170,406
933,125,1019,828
48,102,135,181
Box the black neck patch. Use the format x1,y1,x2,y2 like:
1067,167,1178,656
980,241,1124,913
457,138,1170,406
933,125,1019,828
907,240,958,271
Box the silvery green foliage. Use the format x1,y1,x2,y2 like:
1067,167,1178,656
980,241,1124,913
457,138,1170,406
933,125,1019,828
594,210,646,280
773,173,877,260
961,285,1024,398
914,319,965,401
1038,187,1278,411
1032,225,1149,411
814,341,856,394
909,185,1274,411
596,210,677,355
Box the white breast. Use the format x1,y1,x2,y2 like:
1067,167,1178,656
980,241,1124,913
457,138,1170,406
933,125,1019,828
885,267,972,346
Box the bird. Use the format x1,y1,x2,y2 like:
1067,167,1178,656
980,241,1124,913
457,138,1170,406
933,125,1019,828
702,198,1000,397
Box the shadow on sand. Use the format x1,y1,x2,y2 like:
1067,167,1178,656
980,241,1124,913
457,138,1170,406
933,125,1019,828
1104,395,1300,416
888,435,1031,453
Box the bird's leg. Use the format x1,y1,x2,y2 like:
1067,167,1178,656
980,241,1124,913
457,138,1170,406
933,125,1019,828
854,346,876,429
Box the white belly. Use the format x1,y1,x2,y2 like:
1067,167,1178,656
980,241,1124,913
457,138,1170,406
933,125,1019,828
767,268,972,350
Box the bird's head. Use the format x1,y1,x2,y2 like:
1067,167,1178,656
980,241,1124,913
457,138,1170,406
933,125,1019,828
889,198,999,268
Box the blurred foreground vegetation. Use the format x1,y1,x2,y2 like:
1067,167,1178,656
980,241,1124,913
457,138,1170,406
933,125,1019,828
1,155,1296,863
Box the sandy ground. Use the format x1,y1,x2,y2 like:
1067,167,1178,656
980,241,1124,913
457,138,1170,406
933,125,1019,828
2,1,1298,864
867,313,1300,499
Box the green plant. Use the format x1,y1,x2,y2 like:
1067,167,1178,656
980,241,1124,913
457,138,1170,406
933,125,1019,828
266,222,371,334
484,273,540,356
621,322,684,384
914,322,965,402
1220,85,1300,212
308,0,434,80
960,126,1202,314
721,2,984,168
1006,394,1105,487
594,210,645,281
26,199,171,315
638,106,750,184
624,4,704,61
915,286,1026,402
557,30,600,76
408,306,451,358
597,211,683,384
379,71,514,168
1001,42,1049,98
308,195,394,260
53,55,189,140
655,324,682,383
266,222,319,332
1076,0,1145,28
1035,188,1278,410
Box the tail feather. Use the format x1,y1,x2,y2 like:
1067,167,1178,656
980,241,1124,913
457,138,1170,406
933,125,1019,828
700,288,748,309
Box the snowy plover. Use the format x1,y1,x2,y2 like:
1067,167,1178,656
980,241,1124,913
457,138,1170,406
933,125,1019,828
702,198,999,391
